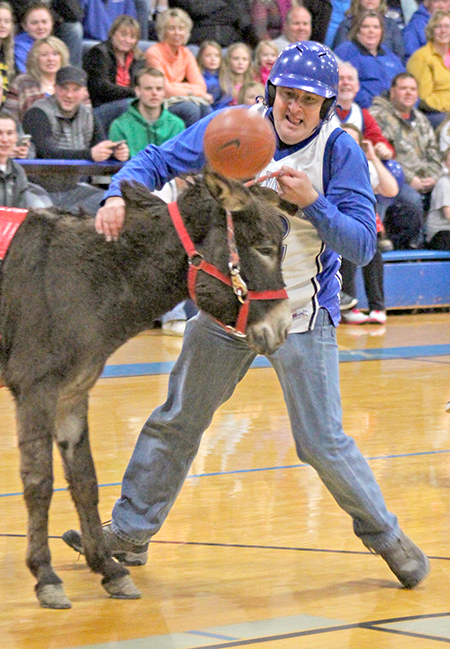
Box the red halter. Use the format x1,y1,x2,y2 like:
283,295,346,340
167,201,288,337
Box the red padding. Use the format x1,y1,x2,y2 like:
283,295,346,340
0,207,28,260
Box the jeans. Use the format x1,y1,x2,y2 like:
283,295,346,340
48,183,104,215
385,183,425,249
94,99,131,135
133,0,151,39
167,100,212,128
112,308,400,552
54,22,83,67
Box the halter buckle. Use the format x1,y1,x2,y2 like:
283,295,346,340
229,263,248,303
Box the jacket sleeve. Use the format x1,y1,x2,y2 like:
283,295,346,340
362,109,395,156
303,131,377,266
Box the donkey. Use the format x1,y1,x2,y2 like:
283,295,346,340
0,170,293,609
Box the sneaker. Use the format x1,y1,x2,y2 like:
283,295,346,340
341,308,370,324
340,291,358,311
162,320,186,336
62,523,149,566
377,235,394,253
446,401,450,413
376,531,430,589
367,310,387,324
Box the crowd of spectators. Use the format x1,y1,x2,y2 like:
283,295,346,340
2,0,450,330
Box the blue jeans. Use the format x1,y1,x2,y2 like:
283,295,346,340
54,22,83,67
112,309,399,552
167,100,212,128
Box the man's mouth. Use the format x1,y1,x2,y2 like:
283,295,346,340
286,114,302,126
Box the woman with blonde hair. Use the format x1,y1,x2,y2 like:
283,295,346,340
333,0,405,60
253,39,278,85
0,1,15,93
196,40,232,110
4,35,69,120
220,42,253,105
145,8,212,126
407,9,450,128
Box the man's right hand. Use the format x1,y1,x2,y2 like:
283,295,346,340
95,196,126,241
91,140,115,162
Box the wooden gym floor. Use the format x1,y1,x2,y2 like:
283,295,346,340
1,311,450,649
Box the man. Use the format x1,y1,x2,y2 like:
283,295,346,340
64,42,430,590
334,61,394,161
109,67,185,158
0,109,51,209
22,65,129,214
370,72,444,248
403,0,450,59
273,6,312,52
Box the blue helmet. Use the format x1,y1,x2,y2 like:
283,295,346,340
265,41,339,119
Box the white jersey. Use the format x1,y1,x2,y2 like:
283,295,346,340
252,105,339,333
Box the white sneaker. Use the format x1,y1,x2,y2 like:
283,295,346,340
341,308,370,325
162,320,186,336
367,310,387,324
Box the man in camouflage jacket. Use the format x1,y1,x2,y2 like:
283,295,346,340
370,72,443,248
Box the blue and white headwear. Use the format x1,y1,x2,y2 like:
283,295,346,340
265,41,339,121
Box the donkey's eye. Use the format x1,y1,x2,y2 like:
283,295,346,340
256,245,276,257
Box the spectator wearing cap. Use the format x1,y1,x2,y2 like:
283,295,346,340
22,66,129,214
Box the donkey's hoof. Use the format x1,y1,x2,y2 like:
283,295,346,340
103,574,141,599
37,583,72,609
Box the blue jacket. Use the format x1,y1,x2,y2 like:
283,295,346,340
80,0,137,40
202,70,232,111
104,107,376,327
403,3,430,60
334,40,405,108
324,0,351,47
14,32,34,75
333,15,406,62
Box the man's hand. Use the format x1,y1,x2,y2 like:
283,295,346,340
410,176,436,193
112,142,129,161
91,140,116,162
373,142,393,160
13,142,30,159
95,196,126,241
276,166,318,208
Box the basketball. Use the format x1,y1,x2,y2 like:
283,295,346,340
203,108,276,180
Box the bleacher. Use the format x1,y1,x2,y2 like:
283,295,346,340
355,249,450,310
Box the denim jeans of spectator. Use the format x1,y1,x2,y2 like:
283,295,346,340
55,21,83,68
167,100,212,128
48,183,105,215
111,308,400,553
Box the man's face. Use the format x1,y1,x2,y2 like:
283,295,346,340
272,86,324,145
390,77,418,112
54,82,85,116
338,66,360,105
135,73,166,109
0,118,17,162
285,8,312,43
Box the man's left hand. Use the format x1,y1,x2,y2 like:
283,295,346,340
276,166,318,208
113,142,129,162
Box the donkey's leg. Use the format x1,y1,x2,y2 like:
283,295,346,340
56,393,140,600
16,388,71,609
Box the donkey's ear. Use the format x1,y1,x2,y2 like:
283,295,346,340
249,185,299,218
203,168,253,212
